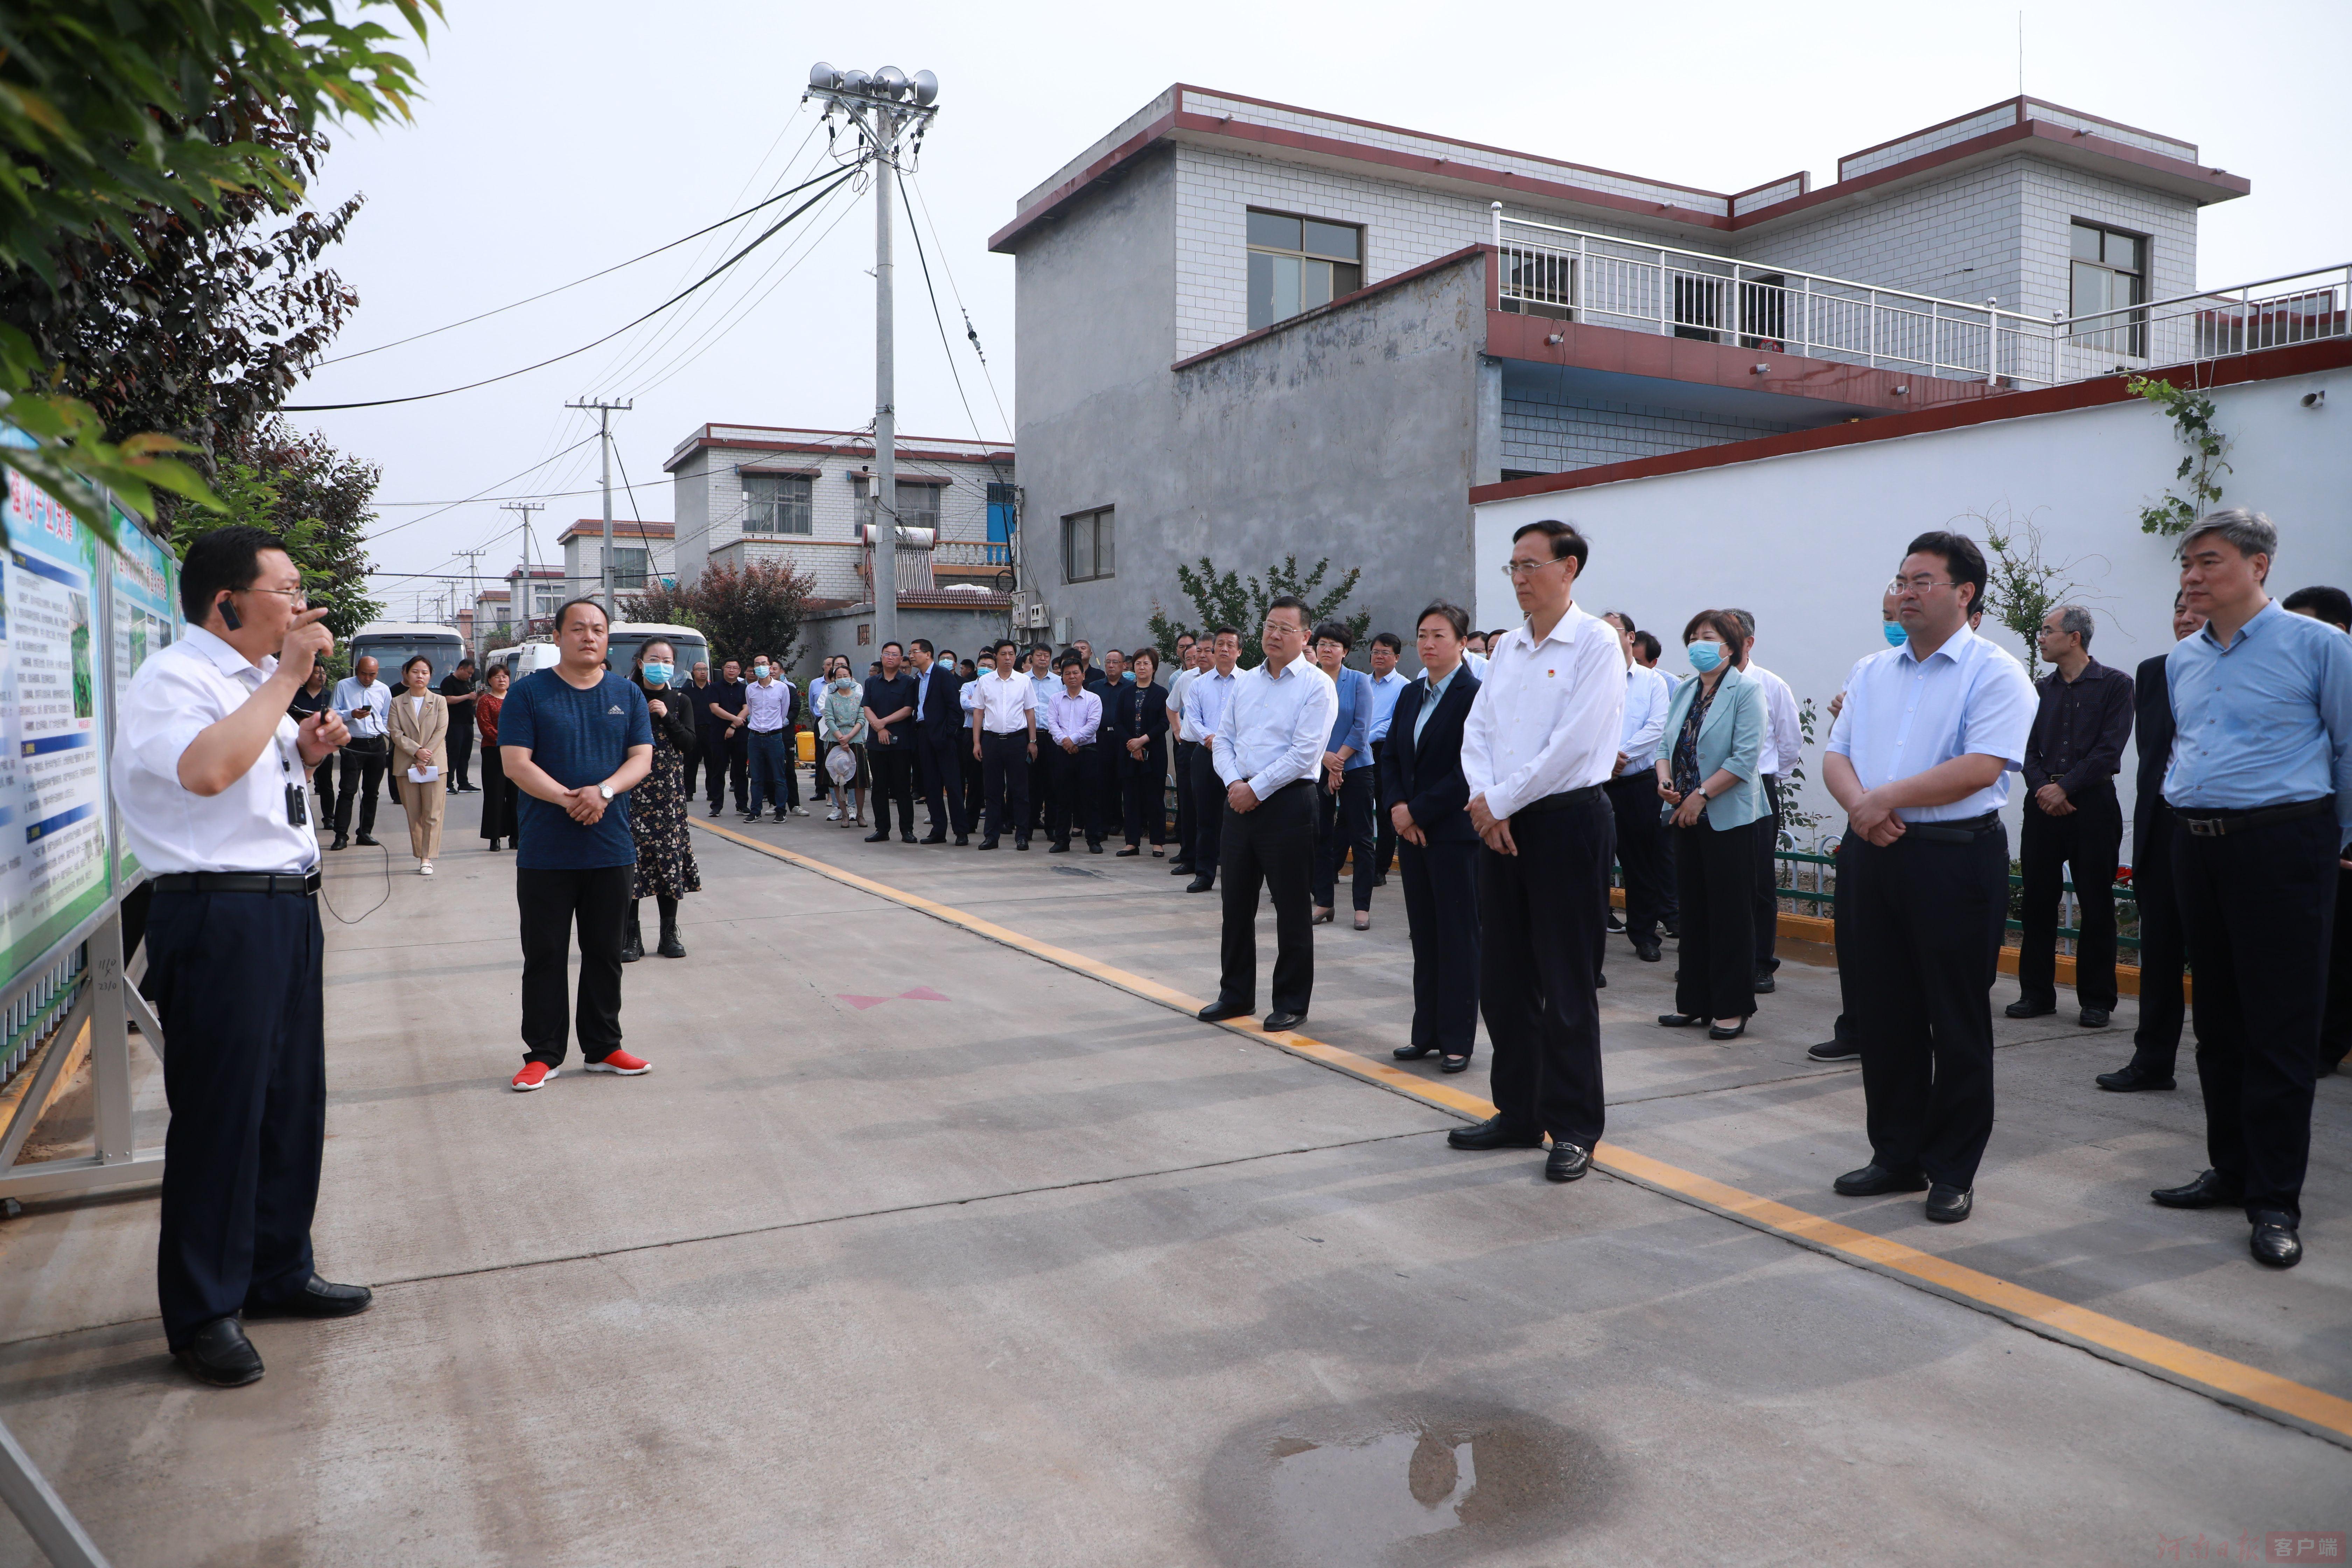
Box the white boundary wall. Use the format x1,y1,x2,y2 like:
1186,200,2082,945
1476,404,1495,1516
1472,365,2352,849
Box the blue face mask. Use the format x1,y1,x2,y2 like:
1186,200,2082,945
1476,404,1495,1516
642,662,673,686
753,664,770,679
1687,642,1724,674
1882,621,1909,647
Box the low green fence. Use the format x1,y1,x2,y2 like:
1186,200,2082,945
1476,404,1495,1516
1764,849,2141,955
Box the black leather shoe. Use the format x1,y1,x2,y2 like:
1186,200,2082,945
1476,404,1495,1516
2096,1063,2176,1092
1808,1037,1862,1061
1263,1010,1306,1032
1088,841,1104,854
1048,840,1070,853
1658,1013,1705,1028
976,838,1000,851
2078,1008,2111,1028
901,832,917,844
1197,1000,1251,1023
1447,1115,1544,1151
1635,940,1662,962
1545,1140,1591,1182
1440,1054,1470,1074
2152,1169,2243,1209
1185,876,1215,893
1015,837,1031,851
246,1274,374,1319
1752,972,1777,995
1116,845,1141,857
174,1317,264,1387
1925,1183,1973,1223
329,835,349,852
354,833,379,847
954,834,970,847
2004,998,2056,1019
864,830,890,842
1834,1162,1928,1196
1393,1044,1437,1060
1169,862,1194,875
1708,1021,1747,1041
922,833,947,845
2250,1212,2303,1269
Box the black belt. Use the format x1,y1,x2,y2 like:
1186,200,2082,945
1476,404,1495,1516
2175,797,2333,838
344,734,388,750
1904,811,2001,844
1514,784,1605,816
151,870,321,897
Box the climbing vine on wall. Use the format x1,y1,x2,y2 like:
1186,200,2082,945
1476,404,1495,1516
2128,375,2233,537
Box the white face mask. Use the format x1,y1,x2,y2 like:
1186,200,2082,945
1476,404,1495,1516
753,664,770,679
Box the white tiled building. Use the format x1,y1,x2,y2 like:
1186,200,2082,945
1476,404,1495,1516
558,518,676,598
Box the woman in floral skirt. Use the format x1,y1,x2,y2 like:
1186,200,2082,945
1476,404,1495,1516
624,639,701,961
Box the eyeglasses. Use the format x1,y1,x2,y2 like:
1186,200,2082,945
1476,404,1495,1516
1887,575,1954,596
1500,556,1569,579
246,586,309,610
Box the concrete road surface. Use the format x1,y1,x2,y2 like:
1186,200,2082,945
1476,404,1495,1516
3,792,2346,1566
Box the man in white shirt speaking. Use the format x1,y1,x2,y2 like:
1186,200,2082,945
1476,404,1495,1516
113,526,373,1388
1449,520,1625,1184
1196,597,1339,1033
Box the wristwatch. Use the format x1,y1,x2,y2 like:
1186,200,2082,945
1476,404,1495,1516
598,784,614,802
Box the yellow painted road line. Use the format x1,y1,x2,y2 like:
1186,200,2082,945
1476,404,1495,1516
692,818,2352,1449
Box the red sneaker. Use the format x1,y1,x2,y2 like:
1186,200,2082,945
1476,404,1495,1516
585,1049,650,1076
511,1062,556,1092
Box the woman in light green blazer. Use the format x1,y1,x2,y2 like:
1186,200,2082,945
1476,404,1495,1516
1653,608,1769,1038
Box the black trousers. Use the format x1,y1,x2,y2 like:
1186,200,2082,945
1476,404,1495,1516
1752,775,1783,972
1400,835,1479,1054
150,886,326,1350
478,742,517,842
1172,740,1199,862
1605,772,1669,945
704,732,748,812
1216,780,1316,1014
1122,746,1168,846
2327,868,2352,1071
1189,744,1226,884
517,864,634,1067
332,735,388,835
981,731,1031,843
2173,809,2337,1223
2018,788,2122,1011
311,748,336,818
1370,740,1396,879
1479,794,1611,1146
1837,824,2008,1189
960,734,985,834
917,728,969,836
1314,766,1377,911
1043,743,1103,846
1675,820,1757,1021
680,736,705,802
869,740,916,833
448,723,475,791
2127,806,2194,1076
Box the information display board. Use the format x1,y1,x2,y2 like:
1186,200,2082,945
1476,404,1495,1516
106,505,180,885
0,435,113,985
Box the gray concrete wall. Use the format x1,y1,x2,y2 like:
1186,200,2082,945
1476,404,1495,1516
790,604,1014,686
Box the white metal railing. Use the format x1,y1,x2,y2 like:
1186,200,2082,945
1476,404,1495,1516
1491,211,2348,391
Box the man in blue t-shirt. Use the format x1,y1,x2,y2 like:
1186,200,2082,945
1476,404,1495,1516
495,598,655,1091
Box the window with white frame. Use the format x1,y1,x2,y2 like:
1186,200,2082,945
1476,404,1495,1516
853,475,943,532
611,547,650,588
1246,210,1363,331
2069,221,2147,358
742,472,813,534
1063,506,1114,583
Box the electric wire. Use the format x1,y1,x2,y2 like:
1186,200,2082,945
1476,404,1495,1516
905,172,1014,440
899,171,1009,479
359,434,601,543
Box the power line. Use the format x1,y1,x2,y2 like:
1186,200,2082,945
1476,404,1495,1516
906,172,1014,441
900,175,1006,472
359,433,601,542
284,162,865,413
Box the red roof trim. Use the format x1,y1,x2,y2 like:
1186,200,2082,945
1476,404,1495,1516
1171,245,1490,372
988,109,1179,253
1469,336,2352,504
667,437,1014,472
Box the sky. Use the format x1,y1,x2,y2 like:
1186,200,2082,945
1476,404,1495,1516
301,0,2352,623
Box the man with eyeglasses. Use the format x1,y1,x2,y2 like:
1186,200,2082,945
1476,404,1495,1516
1446,520,1625,1185
1196,598,1338,1032
1823,532,2035,1227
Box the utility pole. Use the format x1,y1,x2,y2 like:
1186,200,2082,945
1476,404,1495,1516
567,398,632,621
455,547,486,655
502,500,545,639
807,62,939,656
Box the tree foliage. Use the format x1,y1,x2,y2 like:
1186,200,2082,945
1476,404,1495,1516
642,561,812,668
0,0,436,542
1974,504,2104,681
2128,375,2233,537
170,418,384,642
1147,555,1369,666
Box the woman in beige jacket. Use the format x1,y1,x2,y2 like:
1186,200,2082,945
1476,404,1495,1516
390,656,449,875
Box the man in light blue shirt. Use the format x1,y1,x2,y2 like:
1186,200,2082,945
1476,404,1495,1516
1823,531,2036,1227
1179,630,1241,893
1364,631,1411,884
329,656,392,848
2147,510,2352,1270
1197,601,1338,1032
1603,612,1673,960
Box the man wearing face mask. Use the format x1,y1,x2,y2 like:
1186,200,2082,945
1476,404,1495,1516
1810,589,1906,1064
740,656,793,822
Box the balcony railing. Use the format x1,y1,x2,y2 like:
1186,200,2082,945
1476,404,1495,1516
1493,214,2349,391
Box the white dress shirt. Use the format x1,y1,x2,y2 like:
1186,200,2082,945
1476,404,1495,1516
1617,663,1671,777
1745,662,1802,778
1046,687,1102,746
1366,668,1412,745
331,674,388,738
113,626,319,875
1167,666,1202,741
972,669,1038,734
958,675,981,714
744,679,789,732
1182,668,1238,747
1826,623,2037,822
1213,657,1339,800
1461,604,1625,819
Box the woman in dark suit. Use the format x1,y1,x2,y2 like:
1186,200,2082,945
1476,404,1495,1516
1380,602,1484,1072
1116,646,1171,856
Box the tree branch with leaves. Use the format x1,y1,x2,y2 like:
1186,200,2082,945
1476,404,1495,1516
2127,375,2233,538
1147,554,1370,666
